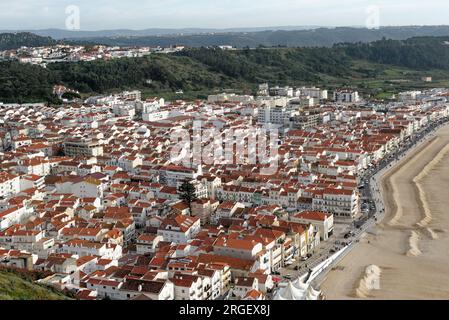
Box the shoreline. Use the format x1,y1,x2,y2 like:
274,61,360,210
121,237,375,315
319,123,449,300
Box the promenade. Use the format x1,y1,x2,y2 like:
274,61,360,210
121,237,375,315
320,120,449,299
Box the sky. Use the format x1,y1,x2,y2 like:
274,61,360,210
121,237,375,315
1,0,449,30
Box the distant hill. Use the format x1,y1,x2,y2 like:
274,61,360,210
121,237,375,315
0,32,57,50
3,26,449,49
0,270,72,300
0,26,321,40
65,26,449,48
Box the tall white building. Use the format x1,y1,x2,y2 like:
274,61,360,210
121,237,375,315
299,87,328,100
258,105,291,126
333,90,360,104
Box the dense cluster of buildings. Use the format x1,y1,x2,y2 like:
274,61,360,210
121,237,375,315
0,44,186,66
1,86,449,300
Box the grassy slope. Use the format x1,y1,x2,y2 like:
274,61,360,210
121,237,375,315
307,56,448,100
0,270,71,300
3,40,449,103
143,47,449,100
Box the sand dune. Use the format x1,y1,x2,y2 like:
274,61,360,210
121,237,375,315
386,137,439,227
412,143,449,227
406,231,422,257
413,181,432,228
425,227,438,240
355,265,382,298
320,124,449,299
387,191,403,227
386,170,405,227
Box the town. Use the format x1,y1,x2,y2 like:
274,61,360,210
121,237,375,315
1,84,448,300
0,44,187,66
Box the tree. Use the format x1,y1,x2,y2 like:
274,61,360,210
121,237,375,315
61,91,81,100
178,179,198,215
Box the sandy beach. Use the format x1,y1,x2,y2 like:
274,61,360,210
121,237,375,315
320,124,449,300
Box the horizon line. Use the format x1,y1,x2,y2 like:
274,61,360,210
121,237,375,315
2,24,449,33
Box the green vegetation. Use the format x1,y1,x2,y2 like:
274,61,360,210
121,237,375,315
72,26,449,48
2,36,449,103
177,47,349,83
48,53,233,93
61,91,81,100
0,61,61,104
178,179,198,215
338,37,449,70
0,269,73,300
0,32,57,50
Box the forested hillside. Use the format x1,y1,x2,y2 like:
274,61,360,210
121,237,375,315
71,26,449,48
0,32,57,50
339,37,449,70
2,36,449,103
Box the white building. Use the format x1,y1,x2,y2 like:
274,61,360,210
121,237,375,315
0,206,30,230
171,274,204,300
292,211,334,241
312,188,359,220
157,215,201,244
299,87,328,100
0,172,20,199
207,93,254,104
58,239,122,260
334,90,360,104
258,105,291,126
63,138,103,157
136,234,163,255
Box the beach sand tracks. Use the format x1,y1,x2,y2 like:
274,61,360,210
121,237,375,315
354,265,382,298
412,143,449,228
384,136,441,227
406,230,422,257
425,227,439,240
386,140,449,256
